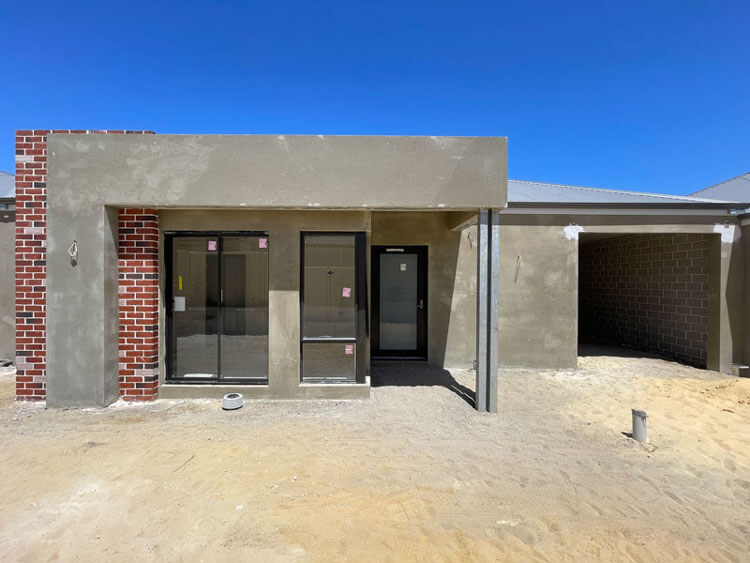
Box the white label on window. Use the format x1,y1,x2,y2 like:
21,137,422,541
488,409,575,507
174,296,186,312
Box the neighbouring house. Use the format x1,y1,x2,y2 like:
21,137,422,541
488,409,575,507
0,171,14,362
12,130,750,410
690,172,750,201
688,172,750,374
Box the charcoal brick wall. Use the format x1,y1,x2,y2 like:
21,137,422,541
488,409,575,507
579,233,709,368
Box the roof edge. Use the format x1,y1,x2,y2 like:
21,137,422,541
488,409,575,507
509,179,733,204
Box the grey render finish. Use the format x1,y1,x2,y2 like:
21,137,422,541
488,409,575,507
48,134,508,209
44,134,507,407
493,176,743,375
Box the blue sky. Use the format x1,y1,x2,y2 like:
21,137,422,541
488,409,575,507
1,1,748,195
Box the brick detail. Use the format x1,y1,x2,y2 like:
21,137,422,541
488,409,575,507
15,129,155,402
118,209,159,401
579,233,709,368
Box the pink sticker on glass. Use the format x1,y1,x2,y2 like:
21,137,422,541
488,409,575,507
207,240,217,251
344,344,354,355
258,238,268,249
342,287,352,298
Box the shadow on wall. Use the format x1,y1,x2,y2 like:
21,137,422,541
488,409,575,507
371,364,475,408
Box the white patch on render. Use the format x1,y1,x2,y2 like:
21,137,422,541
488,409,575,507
713,223,737,243
563,225,584,240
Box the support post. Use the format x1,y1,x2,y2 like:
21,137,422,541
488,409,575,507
487,209,500,413
476,209,489,412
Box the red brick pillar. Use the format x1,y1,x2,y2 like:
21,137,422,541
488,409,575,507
14,131,49,400
118,208,160,401
14,130,155,402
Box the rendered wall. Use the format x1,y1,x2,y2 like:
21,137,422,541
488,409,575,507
47,134,508,210
40,133,506,406
491,215,740,373
0,209,14,360
159,209,371,399
497,222,578,368
371,212,475,368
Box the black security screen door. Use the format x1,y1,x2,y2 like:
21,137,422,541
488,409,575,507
166,233,269,383
371,246,428,359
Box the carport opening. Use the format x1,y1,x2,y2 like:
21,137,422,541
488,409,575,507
578,233,710,369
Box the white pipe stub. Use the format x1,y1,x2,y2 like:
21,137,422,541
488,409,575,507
222,393,244,411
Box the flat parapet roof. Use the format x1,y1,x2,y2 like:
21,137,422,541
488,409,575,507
47,134,508,210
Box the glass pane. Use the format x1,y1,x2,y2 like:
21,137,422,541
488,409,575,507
172,237,219,379
221,236,269,380
302,342,356,382
380,253,418,350
303,234,356,338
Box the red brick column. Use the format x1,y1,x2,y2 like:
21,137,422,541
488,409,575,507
14,130,155,402
118,209,160,400
14,130,50,400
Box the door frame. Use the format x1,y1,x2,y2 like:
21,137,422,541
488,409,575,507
371,245,428,360
164,231,269,384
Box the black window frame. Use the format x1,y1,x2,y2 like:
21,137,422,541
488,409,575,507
299,231,368,384
164,230,270,385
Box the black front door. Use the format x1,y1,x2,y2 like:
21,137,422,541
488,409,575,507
371,246,428,359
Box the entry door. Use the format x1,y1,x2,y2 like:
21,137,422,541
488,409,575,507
372,246,427,359
166,233,269,383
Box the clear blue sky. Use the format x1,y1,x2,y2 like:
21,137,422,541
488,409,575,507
1,1,748,195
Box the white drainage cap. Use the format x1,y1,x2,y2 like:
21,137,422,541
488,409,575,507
222,393,244,411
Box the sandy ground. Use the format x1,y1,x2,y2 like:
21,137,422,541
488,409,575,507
0,349,748,562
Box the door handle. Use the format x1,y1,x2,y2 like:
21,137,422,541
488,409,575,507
417,299,424,310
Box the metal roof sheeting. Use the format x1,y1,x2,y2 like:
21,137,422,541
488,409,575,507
0,171,13,199
508,179,732,205
689,172,750,203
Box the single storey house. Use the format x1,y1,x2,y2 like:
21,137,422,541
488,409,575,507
13,131,749,411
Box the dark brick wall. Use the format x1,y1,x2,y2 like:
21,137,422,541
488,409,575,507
579,233,709,368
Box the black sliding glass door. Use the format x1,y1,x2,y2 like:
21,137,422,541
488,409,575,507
166,233,269,383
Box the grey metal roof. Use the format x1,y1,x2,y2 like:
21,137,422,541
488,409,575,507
689,172,750,203
0,171,13,199
508,179,732,205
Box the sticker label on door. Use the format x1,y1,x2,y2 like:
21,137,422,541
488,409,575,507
344,344,354,355
342,287,352,298
258,238,268,249
400,263,407,271
174,296,186,312
207,240,217,251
